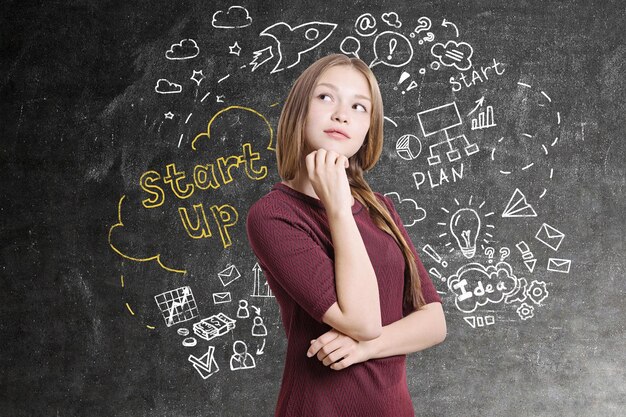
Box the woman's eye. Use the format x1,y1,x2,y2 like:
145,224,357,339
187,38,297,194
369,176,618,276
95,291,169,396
354,103,367,112
318,93,332,101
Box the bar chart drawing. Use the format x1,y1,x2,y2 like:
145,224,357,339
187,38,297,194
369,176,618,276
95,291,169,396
252,262,274,298
471,105,496,130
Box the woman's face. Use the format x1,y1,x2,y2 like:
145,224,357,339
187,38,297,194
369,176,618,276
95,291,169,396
303,65,372,158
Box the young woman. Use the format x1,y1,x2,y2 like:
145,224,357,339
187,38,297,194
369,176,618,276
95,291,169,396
246,53,446,417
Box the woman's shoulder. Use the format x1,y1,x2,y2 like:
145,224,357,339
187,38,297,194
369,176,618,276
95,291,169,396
248,189,283,216
247,187,300,224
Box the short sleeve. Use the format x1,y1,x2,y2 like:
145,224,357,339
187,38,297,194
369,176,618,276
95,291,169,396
377,194,442,312
245,200,337,323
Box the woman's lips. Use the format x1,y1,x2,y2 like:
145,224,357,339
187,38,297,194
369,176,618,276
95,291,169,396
324,130,349,139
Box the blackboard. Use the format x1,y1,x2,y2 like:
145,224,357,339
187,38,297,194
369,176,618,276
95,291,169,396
2,0,625,415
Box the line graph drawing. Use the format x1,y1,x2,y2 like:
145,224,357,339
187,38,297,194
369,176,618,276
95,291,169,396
154,286,199,327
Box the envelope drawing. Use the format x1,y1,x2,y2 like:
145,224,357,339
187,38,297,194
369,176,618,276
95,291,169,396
212,292,232,304
547,258,571,273
535,223,565,251
218,264,241,287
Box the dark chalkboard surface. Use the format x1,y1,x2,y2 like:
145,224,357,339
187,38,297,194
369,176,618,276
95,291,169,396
2,0,625,415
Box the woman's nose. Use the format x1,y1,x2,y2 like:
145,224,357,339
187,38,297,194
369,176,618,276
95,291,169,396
332,105,349,123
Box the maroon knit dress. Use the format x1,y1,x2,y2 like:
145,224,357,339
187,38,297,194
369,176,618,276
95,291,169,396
246,182,441,417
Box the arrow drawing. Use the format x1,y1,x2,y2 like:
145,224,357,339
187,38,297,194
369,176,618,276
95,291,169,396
467,96,485,116
256,338,266,355
167,287,190,326
442,19,459,37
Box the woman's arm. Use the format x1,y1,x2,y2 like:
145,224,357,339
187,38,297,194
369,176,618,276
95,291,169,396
365,301,446,359
302,149,381,341
321,209,382,341
308,302,446,369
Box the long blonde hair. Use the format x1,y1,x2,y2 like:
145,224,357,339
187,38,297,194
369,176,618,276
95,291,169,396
275,53,426,311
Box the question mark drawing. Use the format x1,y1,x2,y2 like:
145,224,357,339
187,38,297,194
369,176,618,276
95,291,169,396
412,16,434,44
422,32,435,43
484,247,495,264
499,247,511,262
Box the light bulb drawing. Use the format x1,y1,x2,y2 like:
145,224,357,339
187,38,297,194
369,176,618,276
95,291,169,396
450,208,481,258
437,196,495,257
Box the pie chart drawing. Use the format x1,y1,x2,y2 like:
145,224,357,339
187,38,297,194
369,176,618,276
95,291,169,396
395,134,422,161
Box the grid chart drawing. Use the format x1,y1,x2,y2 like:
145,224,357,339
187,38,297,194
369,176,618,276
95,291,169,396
154,286,199,327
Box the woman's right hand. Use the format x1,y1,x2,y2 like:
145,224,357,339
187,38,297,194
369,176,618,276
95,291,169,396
305,148,352,215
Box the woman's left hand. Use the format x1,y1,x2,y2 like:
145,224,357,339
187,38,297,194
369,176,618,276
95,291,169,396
307,328,371,370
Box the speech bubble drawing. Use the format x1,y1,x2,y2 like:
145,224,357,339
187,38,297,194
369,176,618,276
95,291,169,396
370,31,413,68
340,36,361,58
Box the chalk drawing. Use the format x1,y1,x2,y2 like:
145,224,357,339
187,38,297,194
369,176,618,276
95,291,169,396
438,198,495,255
237,299,250,318
417,102,479,166
430,40,473,71
547,258,571,273
502,189,537,218
190,70,206,86
535,223,565,251
411,17,434,45
370,31,414,68
383,191,427,225
166,39,199,60
229,41,242,56
354,13,377,37
212,6,252,29
516,241,537,273
381,12,402,28
516,302,535,320
155,79,182,94
189,346,219,379
464,315,495,328
193,313,236,341
212,292,232,304
251,316,268,337
252,262,274,298
230,341,256,370
259,21,337,73
154,286,199,327
340,36,361,58
218,264,241,286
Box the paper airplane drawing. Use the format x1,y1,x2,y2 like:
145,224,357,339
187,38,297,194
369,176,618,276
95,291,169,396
502,188,537,217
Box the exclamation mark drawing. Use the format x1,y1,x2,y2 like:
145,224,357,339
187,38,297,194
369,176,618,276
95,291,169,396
395,71,419,95
422,244,448,282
